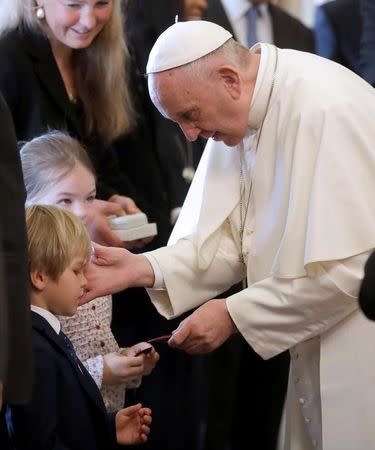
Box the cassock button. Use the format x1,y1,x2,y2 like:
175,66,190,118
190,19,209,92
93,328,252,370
299,398,305,405
304,417,310,423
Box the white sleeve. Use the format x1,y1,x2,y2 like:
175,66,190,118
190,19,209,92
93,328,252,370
227,251,370,360
146,221,243,319
144,253,165,289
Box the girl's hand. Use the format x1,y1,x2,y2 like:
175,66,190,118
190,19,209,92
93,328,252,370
102,352,145,385
127,344,160,376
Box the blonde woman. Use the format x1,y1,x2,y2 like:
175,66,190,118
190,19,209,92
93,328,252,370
0,0,148,248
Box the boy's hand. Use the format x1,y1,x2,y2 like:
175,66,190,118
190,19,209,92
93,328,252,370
115,403,152,445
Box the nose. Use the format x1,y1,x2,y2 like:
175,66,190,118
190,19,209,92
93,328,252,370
180,124,201,142
80,7,96,30
71,203,90,224
80,272,88,288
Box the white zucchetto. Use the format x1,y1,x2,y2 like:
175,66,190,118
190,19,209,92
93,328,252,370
146,20,233,74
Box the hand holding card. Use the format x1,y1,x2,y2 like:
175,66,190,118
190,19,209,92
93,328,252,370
132,342,153,356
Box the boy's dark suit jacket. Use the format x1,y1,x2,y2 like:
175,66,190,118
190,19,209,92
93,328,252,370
8,312,117,450
205,0,315,53
0,28,129,200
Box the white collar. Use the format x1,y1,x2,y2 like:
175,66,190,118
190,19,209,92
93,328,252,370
31,305,61,334
247,43,278,131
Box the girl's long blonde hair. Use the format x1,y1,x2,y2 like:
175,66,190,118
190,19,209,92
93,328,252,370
0,0,134,144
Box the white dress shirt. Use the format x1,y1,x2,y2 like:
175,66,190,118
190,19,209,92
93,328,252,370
221,0,274,46
31,305,61,334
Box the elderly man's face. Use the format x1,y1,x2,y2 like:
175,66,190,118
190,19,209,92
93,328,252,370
148,66,250,147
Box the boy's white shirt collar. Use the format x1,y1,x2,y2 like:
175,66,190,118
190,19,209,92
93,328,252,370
31,305,61,335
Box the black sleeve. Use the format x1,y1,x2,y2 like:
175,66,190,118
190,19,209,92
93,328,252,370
360,0,375,86
0,93,33,404
359,251,375,320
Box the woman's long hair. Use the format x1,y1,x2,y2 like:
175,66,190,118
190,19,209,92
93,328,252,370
0,0,135,144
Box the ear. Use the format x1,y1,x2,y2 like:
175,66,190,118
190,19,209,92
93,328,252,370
30,269,49,291
217,66,241,100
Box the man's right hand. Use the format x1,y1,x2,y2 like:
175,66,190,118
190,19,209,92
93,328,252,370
80,243,155,304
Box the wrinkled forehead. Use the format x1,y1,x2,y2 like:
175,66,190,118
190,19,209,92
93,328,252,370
147,69,190,118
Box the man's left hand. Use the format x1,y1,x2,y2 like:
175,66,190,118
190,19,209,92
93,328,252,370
169,299,238,353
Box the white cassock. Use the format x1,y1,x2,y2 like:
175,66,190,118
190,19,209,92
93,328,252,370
146,44,375,450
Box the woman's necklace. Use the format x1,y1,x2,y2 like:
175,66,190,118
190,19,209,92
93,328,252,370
239,47,279,289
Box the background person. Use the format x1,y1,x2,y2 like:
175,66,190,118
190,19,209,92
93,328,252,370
314,0,362,74
114,3,209,448
0,93,33,449
360,0,375,86
0,0,148,249
205,0,315,51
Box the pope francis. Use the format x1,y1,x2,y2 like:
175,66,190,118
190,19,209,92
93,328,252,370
83,20,375,450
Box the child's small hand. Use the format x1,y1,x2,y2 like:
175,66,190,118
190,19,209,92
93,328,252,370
102,352,145,385
115,403,152,445
127,343,160,376
143,348,159,375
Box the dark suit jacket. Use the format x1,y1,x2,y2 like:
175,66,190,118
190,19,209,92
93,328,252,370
359,251,375,320
0,93,33,405
315,0,362,74
360,0,375,86
205,0,315,52
0,28,132,200
7,312,117,450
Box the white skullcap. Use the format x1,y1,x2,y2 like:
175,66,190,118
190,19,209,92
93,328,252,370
146,20,233,74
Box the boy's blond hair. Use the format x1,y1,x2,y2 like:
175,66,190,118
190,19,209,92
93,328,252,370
26,205,92,280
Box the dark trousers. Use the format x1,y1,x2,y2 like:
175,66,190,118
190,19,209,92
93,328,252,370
0,406,13,450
